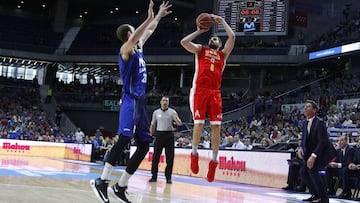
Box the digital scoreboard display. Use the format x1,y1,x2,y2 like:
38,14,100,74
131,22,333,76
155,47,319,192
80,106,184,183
214,0,289,36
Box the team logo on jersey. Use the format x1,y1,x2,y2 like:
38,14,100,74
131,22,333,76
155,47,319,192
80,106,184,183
194,110,200,118
205,50,220,60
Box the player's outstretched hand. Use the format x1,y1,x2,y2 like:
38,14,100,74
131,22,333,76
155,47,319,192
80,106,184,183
158,1,173,18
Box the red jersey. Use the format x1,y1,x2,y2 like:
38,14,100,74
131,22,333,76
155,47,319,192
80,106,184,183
193,46,225,90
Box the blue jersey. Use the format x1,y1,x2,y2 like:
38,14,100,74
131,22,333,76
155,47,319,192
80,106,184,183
118,48,147,98
117,48,151,143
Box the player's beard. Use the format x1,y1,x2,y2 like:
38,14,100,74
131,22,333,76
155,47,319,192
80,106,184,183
209,43,218,50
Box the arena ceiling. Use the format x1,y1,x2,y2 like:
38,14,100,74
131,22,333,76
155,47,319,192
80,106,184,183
0,0,197,78
0,0,196,21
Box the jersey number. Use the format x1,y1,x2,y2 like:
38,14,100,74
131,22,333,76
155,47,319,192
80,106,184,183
210,58,215,71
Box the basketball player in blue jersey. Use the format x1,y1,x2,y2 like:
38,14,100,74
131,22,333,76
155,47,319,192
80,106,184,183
90,1,172,203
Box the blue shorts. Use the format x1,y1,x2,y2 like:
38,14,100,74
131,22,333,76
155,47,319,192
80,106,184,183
118,94,152,143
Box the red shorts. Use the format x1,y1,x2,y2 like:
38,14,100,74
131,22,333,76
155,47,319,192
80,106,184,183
189,87,222,124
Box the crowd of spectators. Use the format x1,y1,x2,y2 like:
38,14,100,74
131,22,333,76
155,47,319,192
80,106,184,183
2,67,360,151
167,69,360,154
0,77,132,164
0,77,97,145
306,13,360,53
52,77,247,108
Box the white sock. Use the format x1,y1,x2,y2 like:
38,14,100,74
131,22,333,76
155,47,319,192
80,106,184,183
100,163,113,180
213,152,218,162
192,146,198,155
118,171,132,187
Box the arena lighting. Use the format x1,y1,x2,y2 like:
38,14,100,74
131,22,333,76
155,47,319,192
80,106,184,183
309,41,360,60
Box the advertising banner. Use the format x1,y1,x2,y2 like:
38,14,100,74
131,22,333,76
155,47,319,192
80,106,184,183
0,139,92,161
133,147,290,188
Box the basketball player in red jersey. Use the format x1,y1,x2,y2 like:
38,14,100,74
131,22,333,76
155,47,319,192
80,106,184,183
180,14,235,182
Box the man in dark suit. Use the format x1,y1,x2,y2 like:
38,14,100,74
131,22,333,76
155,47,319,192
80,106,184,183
340,144,360,199
326,135,354,196
297,100,337,203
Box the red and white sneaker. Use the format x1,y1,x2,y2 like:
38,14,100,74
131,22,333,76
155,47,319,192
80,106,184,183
190,153,199,174
207,160,218,182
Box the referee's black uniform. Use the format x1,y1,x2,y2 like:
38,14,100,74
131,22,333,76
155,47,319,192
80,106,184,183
149,96,182,183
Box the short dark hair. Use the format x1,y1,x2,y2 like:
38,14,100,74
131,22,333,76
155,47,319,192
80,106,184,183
306,99,318,110
116,24,132,43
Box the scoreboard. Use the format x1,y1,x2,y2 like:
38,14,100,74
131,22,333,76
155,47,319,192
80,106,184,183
214,0,289,36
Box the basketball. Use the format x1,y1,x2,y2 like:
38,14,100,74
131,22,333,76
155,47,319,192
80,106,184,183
196,13,214,30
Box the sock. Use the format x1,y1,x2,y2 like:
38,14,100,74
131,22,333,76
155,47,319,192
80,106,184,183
212,152,218,162
101,162,113,180
192,146,198,155
118,171,132,187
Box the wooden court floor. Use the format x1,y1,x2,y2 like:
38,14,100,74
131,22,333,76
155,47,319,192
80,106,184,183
0,155,358,203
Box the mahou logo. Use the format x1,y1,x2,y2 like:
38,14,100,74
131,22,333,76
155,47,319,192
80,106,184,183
3,142,30,152
147,152,165,163
73,147,81,154
219,156,246,177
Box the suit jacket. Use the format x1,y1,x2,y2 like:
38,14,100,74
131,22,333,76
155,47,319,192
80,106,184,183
334,145,354,168
301,116,337,170
352,146,360,164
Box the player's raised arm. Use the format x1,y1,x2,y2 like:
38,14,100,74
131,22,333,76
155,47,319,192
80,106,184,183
121,0,154,55
141,1,173,44
180,28,207,54
210,14,235,58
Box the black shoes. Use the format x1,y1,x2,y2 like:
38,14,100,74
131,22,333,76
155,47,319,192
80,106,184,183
338,192,352,199
327,190,336,196
313,198,329,203
295,185,306,192
109,183,132,203
90,178,110,203
149,178,157,183
302,195,320,202
90,178,131,203
281,185,293,191
281,185,305,192
149,177,172,184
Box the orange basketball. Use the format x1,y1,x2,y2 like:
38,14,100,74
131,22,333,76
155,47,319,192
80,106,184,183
196,13,214,30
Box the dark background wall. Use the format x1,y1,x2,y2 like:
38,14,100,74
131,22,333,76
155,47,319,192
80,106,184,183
64,105,192,136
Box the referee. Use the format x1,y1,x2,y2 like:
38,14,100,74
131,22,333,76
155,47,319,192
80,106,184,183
149,96,182,184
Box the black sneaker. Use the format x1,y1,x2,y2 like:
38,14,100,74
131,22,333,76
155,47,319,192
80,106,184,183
90,178,110,203
109,183,131,203
149,178,157,182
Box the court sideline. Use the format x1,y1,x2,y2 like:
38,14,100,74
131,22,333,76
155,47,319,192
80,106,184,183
0,155,358,203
